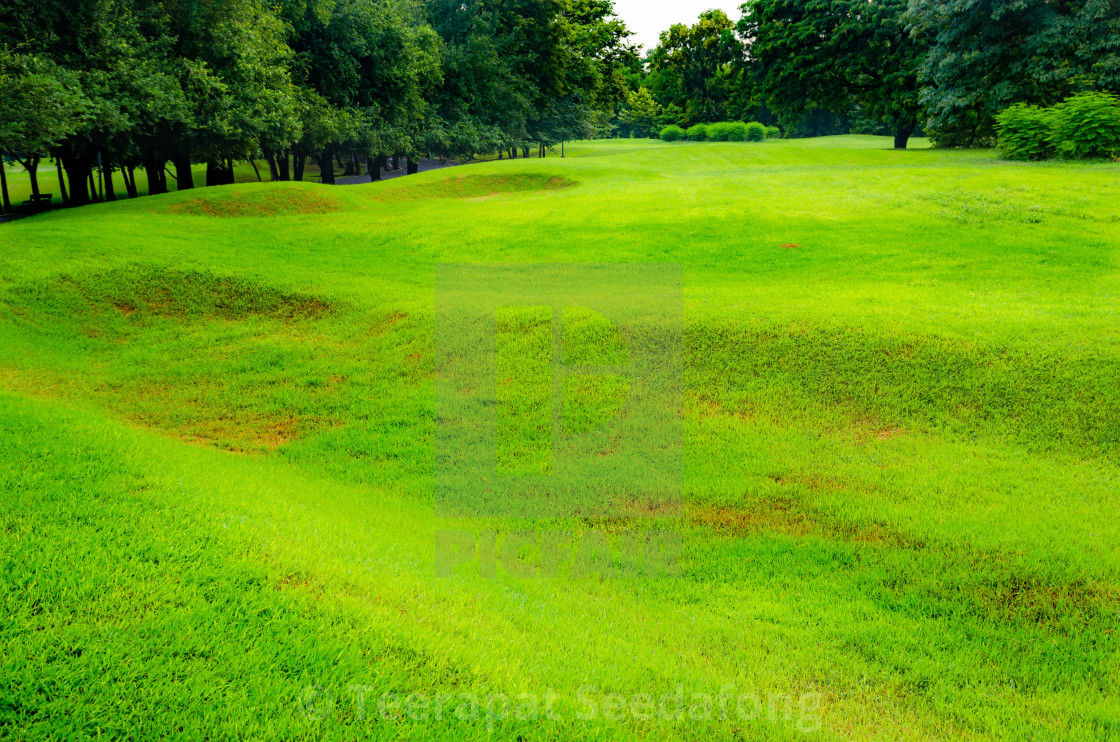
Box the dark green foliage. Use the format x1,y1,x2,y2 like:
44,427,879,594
910,0,1120,146
659,124,686,141
997,93,1120,161
742,0,924,148
0,0,637,208
995,104,1055,161
1051,93,1120,160
685,123,709,141
745,122,766,141
646,10,745,126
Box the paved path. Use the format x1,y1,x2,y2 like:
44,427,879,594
336,157,461,185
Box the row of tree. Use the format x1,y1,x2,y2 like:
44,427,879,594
617,0,1120,150
0,0,640,211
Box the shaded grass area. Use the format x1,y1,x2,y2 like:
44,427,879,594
1,159,346,210
2,136,1120,740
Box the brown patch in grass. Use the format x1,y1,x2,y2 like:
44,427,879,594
780,243,801,249
768,472,852,493
692,495,923,549
372,311,407,335
167,187,341,218
874,425,907,441
369,173,576,202
983,575,1120,628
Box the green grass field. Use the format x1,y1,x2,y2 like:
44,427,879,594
2,135,1119,740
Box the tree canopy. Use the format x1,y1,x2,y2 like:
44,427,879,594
0,0,636,210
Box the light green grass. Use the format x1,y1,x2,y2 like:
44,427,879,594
2,136,1119,740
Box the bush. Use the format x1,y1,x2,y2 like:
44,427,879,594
659,125,686,142
745,122,766,142
685,124,709,141
765,125,781,139
995,103,1056,160
707,122,734,141
725,122,750,141
1051,92,1120,160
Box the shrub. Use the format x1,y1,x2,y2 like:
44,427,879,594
659,125,686,142
1051,92,1120,160
745,122,766,142
707,122,734,141
685,124,709,141
995,103,1056,160
725,122,750,141
765,125,781,139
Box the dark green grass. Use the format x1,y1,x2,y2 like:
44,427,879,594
2,136,1120,740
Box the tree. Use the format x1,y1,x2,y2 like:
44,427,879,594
619,87,661,137
646,10,745,125
741,0,926,148
909,0,1120,146
0,52,85,209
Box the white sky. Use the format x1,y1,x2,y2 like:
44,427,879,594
612,0,744,52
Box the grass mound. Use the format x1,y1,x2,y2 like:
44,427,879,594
167,185,342,217
8,264,332,326
2,265,342,452
371,172,575,201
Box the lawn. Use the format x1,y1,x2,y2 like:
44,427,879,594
2,135,1119,741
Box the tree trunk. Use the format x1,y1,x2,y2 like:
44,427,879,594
226,159,235,184
277,150,290,181
88,169,98,202
62,152,91,206
343,153,357,177
406,157,419,175
54,156,68,206
370,154,386,181
174,154,194,190
391,154,400,170
18,156,41,198
264,148,279,181
206,161,223,187
144,149,167,195
102,153,116,201
293,151,306,182
30,156,41,198
522,146,530,158
96,153,104,201
249,159,262,182
894,121,916,150
124,166,138,198
318,148,335,184
0,160,9,213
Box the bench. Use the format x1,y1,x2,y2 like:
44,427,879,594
21,194,53,212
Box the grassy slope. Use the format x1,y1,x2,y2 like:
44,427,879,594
2,136,1119,740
